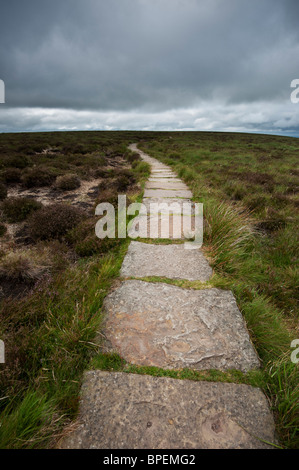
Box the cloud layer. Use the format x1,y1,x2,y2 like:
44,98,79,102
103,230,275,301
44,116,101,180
0,0,299,134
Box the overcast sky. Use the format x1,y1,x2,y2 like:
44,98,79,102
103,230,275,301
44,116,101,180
0,0,299,135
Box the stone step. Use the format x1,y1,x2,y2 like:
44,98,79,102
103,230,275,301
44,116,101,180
140,197,194,214
127,213,201,239
146,180,190,190
148,173,177,178
103,280,260,372
144,188,193,198
61,371,277,449
121,241,212,281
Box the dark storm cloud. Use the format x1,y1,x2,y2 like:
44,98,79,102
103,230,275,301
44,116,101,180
0,0,298,134
0,0,298,110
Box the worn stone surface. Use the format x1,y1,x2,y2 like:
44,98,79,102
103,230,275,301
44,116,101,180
144,188,193,198
140,197,194,214
146,180,189,190
127,214,201,239
61,371,277,449
103,280,260,372
148,173,177,178
121,241,211,281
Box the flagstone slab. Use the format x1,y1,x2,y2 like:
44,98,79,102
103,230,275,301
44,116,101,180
127,214,200,239
61,371,277,449
121,241,212,281
149,173,177,178
103,281,260,372
146,180,189,190
144,188,193,198
149,177,183,182
140,197,194,214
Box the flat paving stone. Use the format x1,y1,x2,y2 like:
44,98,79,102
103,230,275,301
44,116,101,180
149,177,183,182
146,180,189,190
61,371,277,449
140,197,194,214
103,280,260,372
121,241,212,281
144,188,193,198
149,173,177,178
127,214,200,239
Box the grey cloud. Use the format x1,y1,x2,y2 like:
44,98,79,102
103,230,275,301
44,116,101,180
1,0,298,109
0,0,299,134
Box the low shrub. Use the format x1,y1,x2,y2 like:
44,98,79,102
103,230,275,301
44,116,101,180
132,161,151,178
2,197,43,223
126,152,140,163
0,182,7,200
22,168,55,188
0,223,7,237
94,188,119,207
1,168,22,184
94,168,113,178
115,175,131,192
55,174,81,191
5,155,31,169
28,203,85,240
66,217,121,257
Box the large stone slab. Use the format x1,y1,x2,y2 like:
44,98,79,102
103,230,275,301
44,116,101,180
149,173,177,178
121,241,212,281
61,371,277,449
127,214,200,239
146,180,189,190
149,177,182,182
144,188,193,198
140,197,193,214
103,281,260,372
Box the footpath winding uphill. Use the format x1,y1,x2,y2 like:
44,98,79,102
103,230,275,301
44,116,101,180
61,144,277,449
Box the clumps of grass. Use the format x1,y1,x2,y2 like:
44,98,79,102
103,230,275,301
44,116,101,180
0,182,7,200
243,193,269,212
167,151,181,160
224,181,246,201
131,161,151,179
21,167,56,188
2,197,43,223
265,353,299,449
27,203,85,240
55,173,81,191
0,250,50,283
204,200,254,273
0,391,59,449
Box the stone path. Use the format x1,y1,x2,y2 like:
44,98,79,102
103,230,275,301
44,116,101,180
61,143,277,449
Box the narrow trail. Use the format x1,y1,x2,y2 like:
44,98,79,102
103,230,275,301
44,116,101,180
61,144,277,449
